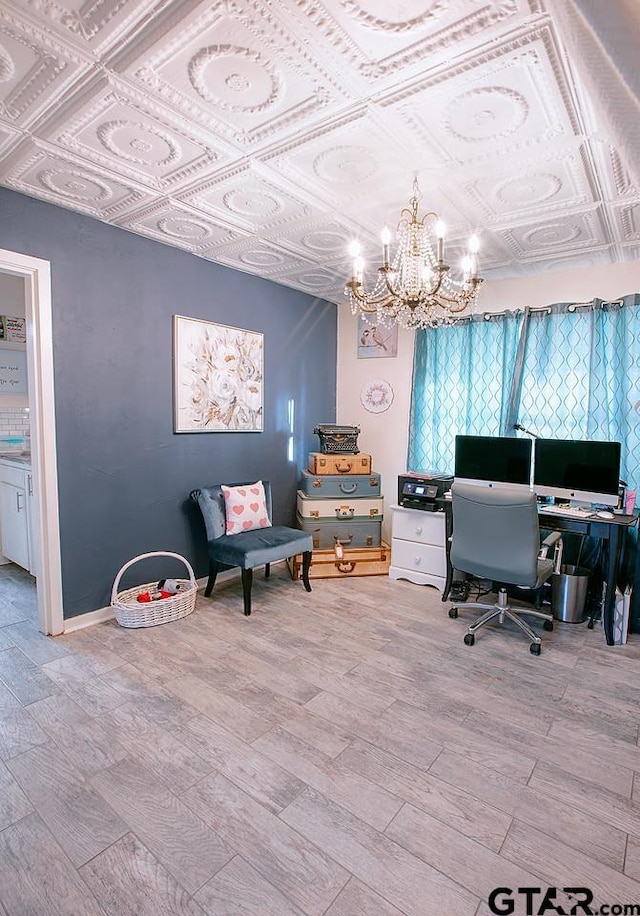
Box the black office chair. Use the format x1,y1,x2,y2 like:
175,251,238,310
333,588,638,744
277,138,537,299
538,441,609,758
448,482,559,654
190,481,312,616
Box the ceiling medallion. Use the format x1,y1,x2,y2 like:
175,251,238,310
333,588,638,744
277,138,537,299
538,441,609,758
345,178,483,330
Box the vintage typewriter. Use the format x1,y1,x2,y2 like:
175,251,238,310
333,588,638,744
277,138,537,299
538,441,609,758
314,424,361,454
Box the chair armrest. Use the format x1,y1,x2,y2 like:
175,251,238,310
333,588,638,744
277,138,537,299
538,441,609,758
539,530,562,559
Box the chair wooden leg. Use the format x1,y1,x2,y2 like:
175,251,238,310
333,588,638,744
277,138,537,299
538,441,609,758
264,563,271,579
204,560,219,598
301,550,312,592
241,567,253,616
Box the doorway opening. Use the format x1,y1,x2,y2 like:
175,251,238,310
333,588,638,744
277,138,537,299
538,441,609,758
0,248,63,635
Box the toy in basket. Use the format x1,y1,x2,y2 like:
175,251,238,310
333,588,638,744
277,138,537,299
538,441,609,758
111,551,197,628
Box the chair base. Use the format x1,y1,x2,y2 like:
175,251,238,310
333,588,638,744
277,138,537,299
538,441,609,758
449,586,553,653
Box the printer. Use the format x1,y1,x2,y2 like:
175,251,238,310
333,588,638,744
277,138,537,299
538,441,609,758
397,472,453,511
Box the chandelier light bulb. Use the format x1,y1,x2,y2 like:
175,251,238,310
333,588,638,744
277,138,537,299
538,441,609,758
468,234,479,279
381,226,391,267
435,219,446,263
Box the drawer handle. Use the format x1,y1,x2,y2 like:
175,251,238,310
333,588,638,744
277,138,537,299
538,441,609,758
414,556,421,565
415,526,423,535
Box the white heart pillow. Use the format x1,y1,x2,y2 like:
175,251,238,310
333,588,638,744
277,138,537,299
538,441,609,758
221,481,272,535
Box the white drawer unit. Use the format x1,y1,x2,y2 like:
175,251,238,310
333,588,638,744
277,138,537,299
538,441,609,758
389,505,447,589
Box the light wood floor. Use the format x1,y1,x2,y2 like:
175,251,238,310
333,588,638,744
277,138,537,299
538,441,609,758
0,564,639,915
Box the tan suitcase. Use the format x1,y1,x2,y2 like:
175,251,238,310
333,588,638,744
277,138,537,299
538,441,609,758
288,542,390,580
307,452,372,475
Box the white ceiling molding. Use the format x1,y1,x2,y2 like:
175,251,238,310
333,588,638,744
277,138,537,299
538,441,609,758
1,0,639,306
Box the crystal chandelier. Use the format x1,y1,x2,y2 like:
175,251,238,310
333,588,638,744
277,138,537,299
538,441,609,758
345,178,483,330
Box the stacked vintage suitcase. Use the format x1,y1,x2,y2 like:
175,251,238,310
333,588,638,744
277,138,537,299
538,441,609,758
288,425,390,580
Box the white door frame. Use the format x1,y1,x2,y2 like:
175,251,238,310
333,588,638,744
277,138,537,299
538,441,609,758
0,248,63,636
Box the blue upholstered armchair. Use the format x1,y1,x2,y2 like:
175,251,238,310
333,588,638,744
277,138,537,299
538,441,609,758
190,480,313,616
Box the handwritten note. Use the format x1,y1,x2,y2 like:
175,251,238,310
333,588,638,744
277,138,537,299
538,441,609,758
0,349,27,393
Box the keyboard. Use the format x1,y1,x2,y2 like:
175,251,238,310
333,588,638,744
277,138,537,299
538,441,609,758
538,504,595,518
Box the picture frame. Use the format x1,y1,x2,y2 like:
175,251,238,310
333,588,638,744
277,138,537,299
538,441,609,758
0,315,27,343
357,314,398,358
173,315,263,433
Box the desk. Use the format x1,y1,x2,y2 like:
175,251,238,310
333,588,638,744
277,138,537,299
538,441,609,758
440,498,637,646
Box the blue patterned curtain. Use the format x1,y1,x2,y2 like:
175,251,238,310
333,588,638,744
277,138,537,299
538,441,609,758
408,312,523,474
408,294,640,490
516,297,640,491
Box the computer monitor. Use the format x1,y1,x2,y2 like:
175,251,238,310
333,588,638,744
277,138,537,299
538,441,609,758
454,435,532,491
533,438,621,507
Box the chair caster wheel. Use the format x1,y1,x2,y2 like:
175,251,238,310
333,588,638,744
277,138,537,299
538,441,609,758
543,619,554,631
530,642,541,655
449,607,458,619
463,633,475,647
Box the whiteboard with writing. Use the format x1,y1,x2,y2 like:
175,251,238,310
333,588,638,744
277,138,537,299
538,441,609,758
0,348,27,393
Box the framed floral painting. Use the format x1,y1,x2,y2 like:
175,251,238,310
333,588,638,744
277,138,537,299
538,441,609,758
173,315,263,432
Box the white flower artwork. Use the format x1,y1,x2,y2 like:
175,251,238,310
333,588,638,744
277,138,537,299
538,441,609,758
173,315,263,432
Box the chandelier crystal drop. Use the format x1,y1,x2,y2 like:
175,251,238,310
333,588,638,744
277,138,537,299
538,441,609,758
345,178,483,330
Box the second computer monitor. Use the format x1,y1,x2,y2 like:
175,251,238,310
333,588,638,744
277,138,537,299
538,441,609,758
454,435,532,490
533,438,621,507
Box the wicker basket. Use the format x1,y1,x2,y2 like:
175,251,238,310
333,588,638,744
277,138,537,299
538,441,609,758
111,551,197,628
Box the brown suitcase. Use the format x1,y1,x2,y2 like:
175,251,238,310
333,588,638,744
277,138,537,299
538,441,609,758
307,452,372,475
288,542,390,580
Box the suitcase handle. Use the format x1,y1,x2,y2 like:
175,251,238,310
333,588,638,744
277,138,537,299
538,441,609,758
335,562,356,573
335,506,355,519
335,460,353,474
339,482,357,493
334,534,354,546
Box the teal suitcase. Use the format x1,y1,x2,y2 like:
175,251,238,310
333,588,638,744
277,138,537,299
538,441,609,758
299,469,381,498
296,513,382,549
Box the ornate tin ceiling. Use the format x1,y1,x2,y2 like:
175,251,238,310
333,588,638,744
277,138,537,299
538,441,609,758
1,0,639,305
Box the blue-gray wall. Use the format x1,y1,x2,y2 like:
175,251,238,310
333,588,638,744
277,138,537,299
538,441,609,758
0,187,337,618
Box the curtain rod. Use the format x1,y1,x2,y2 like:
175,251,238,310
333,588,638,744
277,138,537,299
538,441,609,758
481,297,625,320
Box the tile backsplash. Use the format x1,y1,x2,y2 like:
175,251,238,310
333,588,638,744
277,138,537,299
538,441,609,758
0,407,30,451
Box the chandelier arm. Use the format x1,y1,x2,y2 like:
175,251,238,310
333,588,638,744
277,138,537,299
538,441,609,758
346,280,395,310
431,279,483,310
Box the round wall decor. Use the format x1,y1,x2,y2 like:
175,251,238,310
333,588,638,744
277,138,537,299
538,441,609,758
361,378,394,413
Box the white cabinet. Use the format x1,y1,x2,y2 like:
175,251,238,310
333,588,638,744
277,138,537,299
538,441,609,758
389,505,447,590
0,460,35,574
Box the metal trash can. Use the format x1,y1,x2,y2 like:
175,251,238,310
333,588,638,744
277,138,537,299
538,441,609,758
551,565,591,623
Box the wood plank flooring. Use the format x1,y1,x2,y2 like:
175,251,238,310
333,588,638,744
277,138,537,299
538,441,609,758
1,562,640,914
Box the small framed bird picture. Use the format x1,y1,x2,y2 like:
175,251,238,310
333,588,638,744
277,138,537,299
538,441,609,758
357,315,398,359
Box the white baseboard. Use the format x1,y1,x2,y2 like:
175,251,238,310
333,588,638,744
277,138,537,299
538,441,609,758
62,568,244,634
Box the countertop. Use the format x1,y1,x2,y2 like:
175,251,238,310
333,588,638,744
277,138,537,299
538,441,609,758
0,453,31,468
